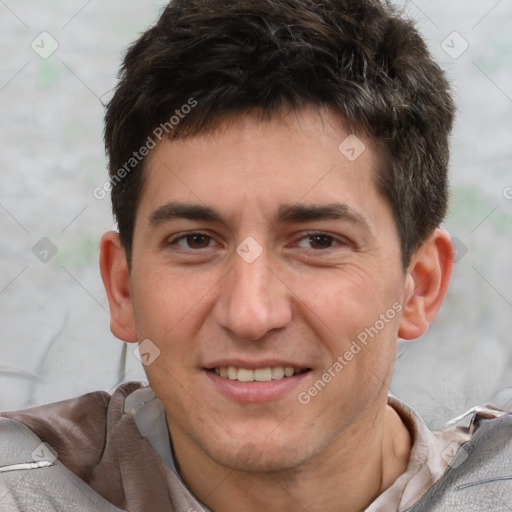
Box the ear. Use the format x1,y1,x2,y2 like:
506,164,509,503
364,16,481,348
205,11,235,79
99,231,138,342
398,228,454,340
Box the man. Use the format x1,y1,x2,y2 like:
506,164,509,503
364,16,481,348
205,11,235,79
1,0,511,510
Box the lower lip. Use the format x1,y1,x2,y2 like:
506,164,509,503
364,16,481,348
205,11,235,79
204,370,311,403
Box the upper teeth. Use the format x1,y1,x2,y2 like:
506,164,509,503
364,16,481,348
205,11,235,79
214,367,302,382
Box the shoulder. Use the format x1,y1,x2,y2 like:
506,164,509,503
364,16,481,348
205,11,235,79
410,408,512,511
1,382,143,475
0,382,146,512
0,417,127,511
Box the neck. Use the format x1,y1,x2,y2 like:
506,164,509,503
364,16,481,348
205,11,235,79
170,402,411,512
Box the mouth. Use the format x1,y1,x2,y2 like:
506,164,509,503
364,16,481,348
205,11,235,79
204,363,312,402
207,366,311,382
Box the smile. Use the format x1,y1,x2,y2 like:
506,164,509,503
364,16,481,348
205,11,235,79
210,367,310,382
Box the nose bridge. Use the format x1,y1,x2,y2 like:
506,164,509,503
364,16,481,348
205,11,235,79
214,249,292,340
233,254,272,306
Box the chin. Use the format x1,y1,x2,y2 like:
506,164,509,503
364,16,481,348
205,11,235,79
206,435,313,473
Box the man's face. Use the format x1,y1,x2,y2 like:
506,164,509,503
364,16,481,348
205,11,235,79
127,106,408,472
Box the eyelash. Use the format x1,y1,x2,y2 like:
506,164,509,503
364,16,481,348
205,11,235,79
169,232,218,250
293,231,351,251
167,231,350,251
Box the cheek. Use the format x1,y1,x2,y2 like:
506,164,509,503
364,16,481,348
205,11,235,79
132,264,211,330
299,267,402,366
298,268,387,328
314,315,400,420
130,265,225,377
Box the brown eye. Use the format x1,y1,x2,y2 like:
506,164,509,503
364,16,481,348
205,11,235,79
185,234,212,249
167,231,218,251
308,234,334,249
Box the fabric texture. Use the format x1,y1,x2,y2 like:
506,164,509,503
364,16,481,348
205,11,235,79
1,381,511,511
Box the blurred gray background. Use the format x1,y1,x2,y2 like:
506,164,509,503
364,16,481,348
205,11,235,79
0,0,511,429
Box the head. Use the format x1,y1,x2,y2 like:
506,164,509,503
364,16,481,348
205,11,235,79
104,0,454,269
101,0,455,479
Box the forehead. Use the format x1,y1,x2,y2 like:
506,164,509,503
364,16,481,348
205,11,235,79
137,106,387,228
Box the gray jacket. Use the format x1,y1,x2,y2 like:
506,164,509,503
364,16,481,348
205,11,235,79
1,382,511,511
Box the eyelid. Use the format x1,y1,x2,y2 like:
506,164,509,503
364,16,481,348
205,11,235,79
291,231,352,249
165,230,352,252
166,230,219,249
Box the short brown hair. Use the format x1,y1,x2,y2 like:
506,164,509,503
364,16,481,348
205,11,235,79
104,0,454,267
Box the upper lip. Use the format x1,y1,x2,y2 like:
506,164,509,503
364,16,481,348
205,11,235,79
204,359,310,370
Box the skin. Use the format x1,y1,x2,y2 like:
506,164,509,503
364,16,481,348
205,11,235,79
100,105,454,512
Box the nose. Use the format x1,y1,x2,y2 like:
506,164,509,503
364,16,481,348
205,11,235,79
212,250,293,341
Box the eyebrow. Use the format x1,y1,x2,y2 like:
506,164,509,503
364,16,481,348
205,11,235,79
149,203,224,225
148,201,373,233
276,203,370,229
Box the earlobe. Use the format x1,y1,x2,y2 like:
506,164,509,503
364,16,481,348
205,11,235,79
398,229,454,340
99,231,138,342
